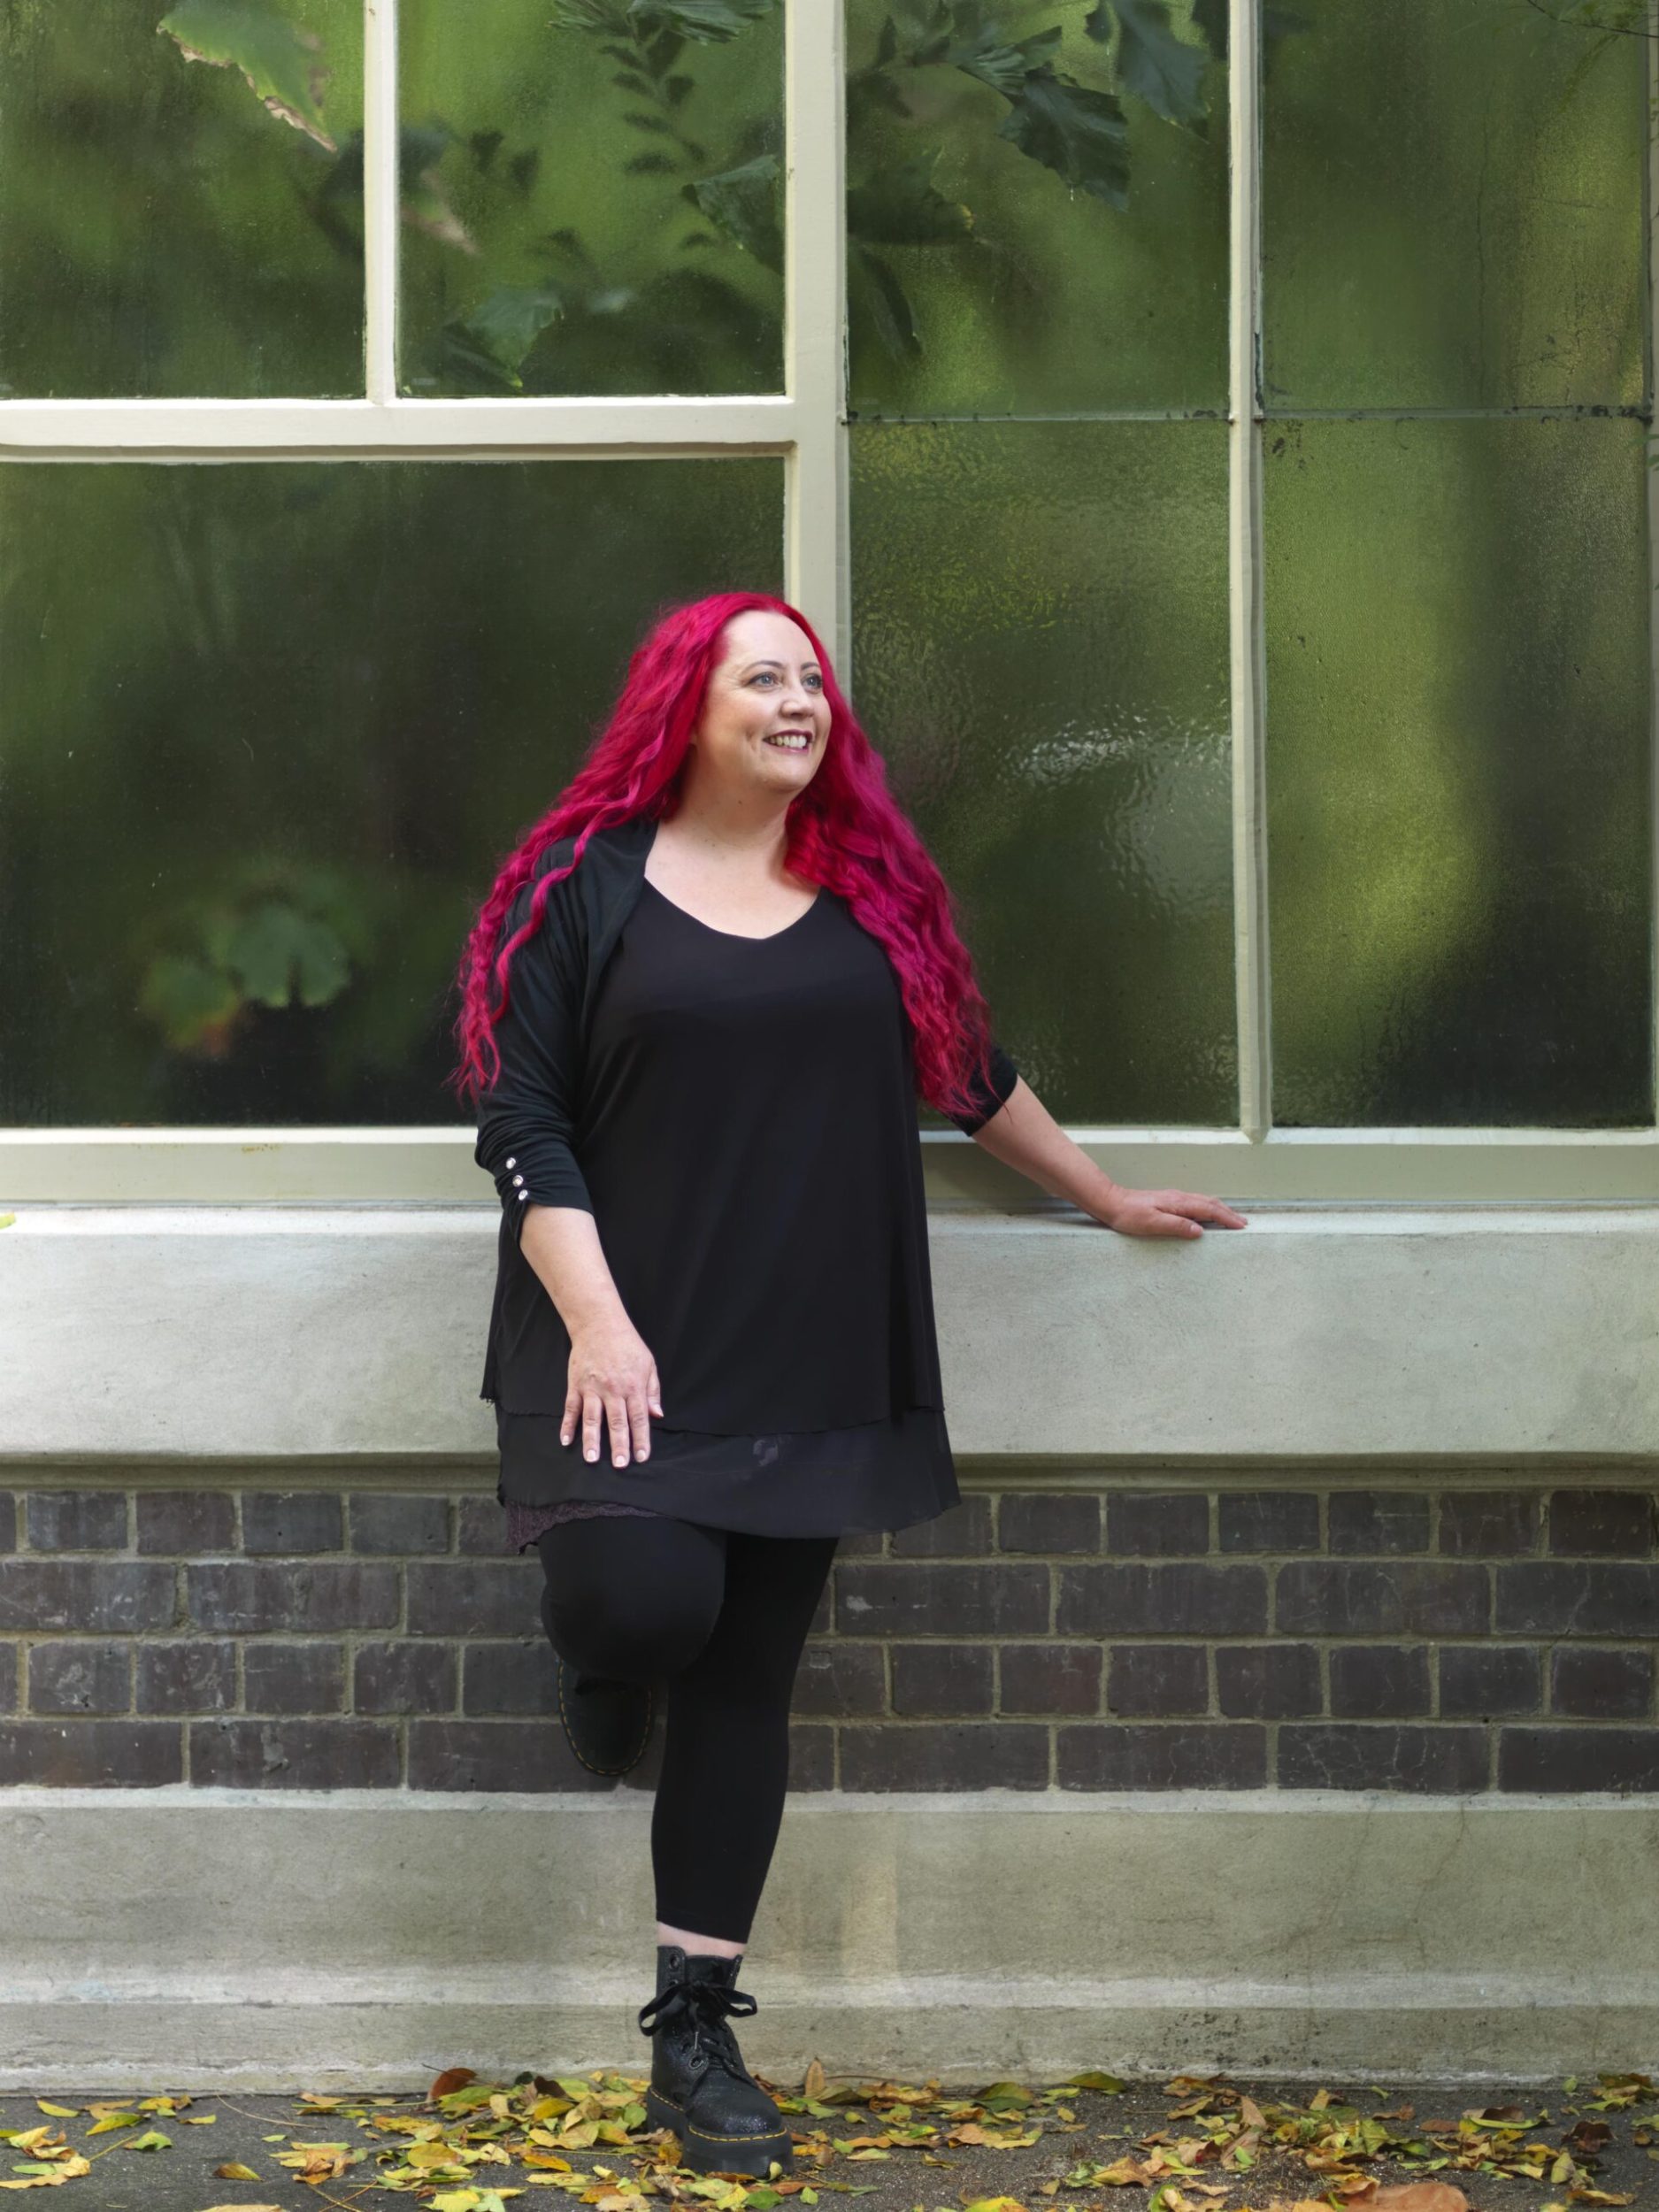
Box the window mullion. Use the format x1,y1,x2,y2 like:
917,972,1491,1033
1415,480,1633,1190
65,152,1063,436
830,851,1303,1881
363,0,400,404
783,0,849,677
1230,0,1271,1142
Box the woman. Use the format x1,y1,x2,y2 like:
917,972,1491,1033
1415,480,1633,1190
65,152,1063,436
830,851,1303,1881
449,591,1246,2179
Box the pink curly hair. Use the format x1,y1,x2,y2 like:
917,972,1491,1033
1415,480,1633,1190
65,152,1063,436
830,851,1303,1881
448,590,1001,1125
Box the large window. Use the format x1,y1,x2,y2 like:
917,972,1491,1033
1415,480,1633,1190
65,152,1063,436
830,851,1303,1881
2,0,1654,1203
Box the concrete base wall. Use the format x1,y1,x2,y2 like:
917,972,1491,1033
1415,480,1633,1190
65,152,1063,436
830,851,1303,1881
3,1789,1654,2089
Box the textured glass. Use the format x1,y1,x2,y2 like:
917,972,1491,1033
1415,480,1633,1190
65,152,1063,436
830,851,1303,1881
0,462,782,1125
0,0,362,397
1266,418,1650,1127
1262,0,1646,410
845,0,1227,417
851,422,1235,1125
399,0,783,396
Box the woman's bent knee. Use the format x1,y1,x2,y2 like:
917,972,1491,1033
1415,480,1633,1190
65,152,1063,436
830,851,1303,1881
535,1517,724,1684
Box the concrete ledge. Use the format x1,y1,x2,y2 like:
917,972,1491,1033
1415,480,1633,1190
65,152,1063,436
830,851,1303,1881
1,1789,1654,2086
5,1204,1659,1459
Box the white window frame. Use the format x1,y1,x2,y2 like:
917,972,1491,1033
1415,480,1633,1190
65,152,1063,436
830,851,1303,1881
3,0,1657,1210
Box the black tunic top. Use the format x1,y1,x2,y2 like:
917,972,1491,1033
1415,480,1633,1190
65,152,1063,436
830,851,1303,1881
495,874,982,1537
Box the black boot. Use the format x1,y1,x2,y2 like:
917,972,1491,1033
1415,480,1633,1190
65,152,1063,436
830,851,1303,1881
542,1586,654,1778
636,1945,793,2177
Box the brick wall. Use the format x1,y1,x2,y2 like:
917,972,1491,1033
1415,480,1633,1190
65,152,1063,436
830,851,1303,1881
0,1479,1654,1793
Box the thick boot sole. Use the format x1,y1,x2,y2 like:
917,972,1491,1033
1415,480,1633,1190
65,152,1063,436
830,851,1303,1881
643,2085,793,2177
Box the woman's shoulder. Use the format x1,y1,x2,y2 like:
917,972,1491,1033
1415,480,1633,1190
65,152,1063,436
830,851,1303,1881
506,815,654,937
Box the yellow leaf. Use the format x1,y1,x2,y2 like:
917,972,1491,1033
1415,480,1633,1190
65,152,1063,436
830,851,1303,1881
803,2062,827,2101
197,2204,286,2211
182,2114,219,2125
213,2162,263,2181
31,2108,77,2122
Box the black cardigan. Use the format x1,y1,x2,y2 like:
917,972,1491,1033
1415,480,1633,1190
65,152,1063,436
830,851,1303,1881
473,814,1018,1408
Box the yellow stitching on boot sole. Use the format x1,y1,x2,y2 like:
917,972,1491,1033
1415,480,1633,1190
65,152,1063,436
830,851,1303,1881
647,2090,792,2146
557,1660,654,1776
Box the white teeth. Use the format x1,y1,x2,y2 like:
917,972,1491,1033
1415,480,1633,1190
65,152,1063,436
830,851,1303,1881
765,733,810,750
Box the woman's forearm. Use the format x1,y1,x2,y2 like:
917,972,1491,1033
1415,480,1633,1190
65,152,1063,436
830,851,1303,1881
520,1204,631,1334
968,1077,1124,1216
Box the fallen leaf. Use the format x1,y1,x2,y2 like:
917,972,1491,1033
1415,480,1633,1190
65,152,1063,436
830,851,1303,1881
432,2067,480,2101
212,2162,263,2181
1345,2185,1471,2211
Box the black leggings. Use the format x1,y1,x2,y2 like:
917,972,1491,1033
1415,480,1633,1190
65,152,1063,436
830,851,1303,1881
534,1516,839,1946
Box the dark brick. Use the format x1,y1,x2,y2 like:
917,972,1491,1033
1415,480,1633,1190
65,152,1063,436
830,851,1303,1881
1217,1644,1321,1719
191,1718,399,1788
406,1562,542,1638
1548,1490,1655,1557
1437,1492,1540,1557
835,1563,1048,1638
997,1494,1100,1555
0,1644,15,1711
1058,1723,1266,1790
890,1495,993,1558
1279,1724,1488,1792
1106,1492,1210,1556
1495,1563,1659,1639
135,1492,237,1556
242,1642,345,1714
787,1724,836,1791
1277,1561,1487,1637
0,1721,182,1786
0,1561,174,1634
354,1641,457,1717
241,1493,343,1555
1500,1726,1659,1793
839,1724,1048,1790
1439,1645,1540,1719
0,1496,14,1553
27,1641,130,1715
891,1645,993,1717
1549,1646,1654,1720
999,1643,1101,1716
457,1496,507,1556
186,1562,397,1634
349,1494,451,1555
791,1641,886,1718
1218,1492,1320,1555
407,1718,612,1792
25,1492,128,1552
834,1528,885,1556
465,1641,557,1717
1107,1644,1209,1717
1058,1563,1265,1638
135,1642,235,1716
1327,1491,1430,1555
1328,1645,1431,1719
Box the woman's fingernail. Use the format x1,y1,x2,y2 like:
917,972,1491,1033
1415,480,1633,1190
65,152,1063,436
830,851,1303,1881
585,1448,597,1462
635,1448,648,1462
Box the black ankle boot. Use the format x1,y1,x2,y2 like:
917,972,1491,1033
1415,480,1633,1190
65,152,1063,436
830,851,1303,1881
636,1945,793,2176
542,1586,654,1778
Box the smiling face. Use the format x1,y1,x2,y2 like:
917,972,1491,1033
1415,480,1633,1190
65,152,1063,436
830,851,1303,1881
684,609,833,804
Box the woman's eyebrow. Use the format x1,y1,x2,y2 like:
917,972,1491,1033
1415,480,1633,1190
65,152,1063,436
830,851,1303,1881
741,657,821,674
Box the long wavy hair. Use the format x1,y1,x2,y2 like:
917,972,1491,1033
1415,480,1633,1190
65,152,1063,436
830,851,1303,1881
448,591,1002,1125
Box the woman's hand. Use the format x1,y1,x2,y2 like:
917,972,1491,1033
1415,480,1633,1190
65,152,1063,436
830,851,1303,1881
562,1314,664,1467
1088,1185,1249,1238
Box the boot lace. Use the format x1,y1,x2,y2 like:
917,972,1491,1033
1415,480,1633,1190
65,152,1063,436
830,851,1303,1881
637,1973,759,2079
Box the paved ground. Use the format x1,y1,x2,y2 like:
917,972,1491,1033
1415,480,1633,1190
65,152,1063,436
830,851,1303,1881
1,2066,1652,2212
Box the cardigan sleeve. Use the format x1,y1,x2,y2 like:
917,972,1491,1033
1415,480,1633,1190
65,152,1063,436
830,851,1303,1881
941,1039,1020,1136
472,887,594,1247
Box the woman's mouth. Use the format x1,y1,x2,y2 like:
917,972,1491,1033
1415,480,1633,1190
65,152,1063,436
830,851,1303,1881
764,731,813,751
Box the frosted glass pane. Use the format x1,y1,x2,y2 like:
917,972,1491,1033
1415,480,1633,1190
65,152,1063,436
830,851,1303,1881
845,0,1227,416
1266,418,1650,1126
399,0,782,396
0,0,363,397
1262,0,1646,409
851,422,1235,1125
0,462,782,1124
